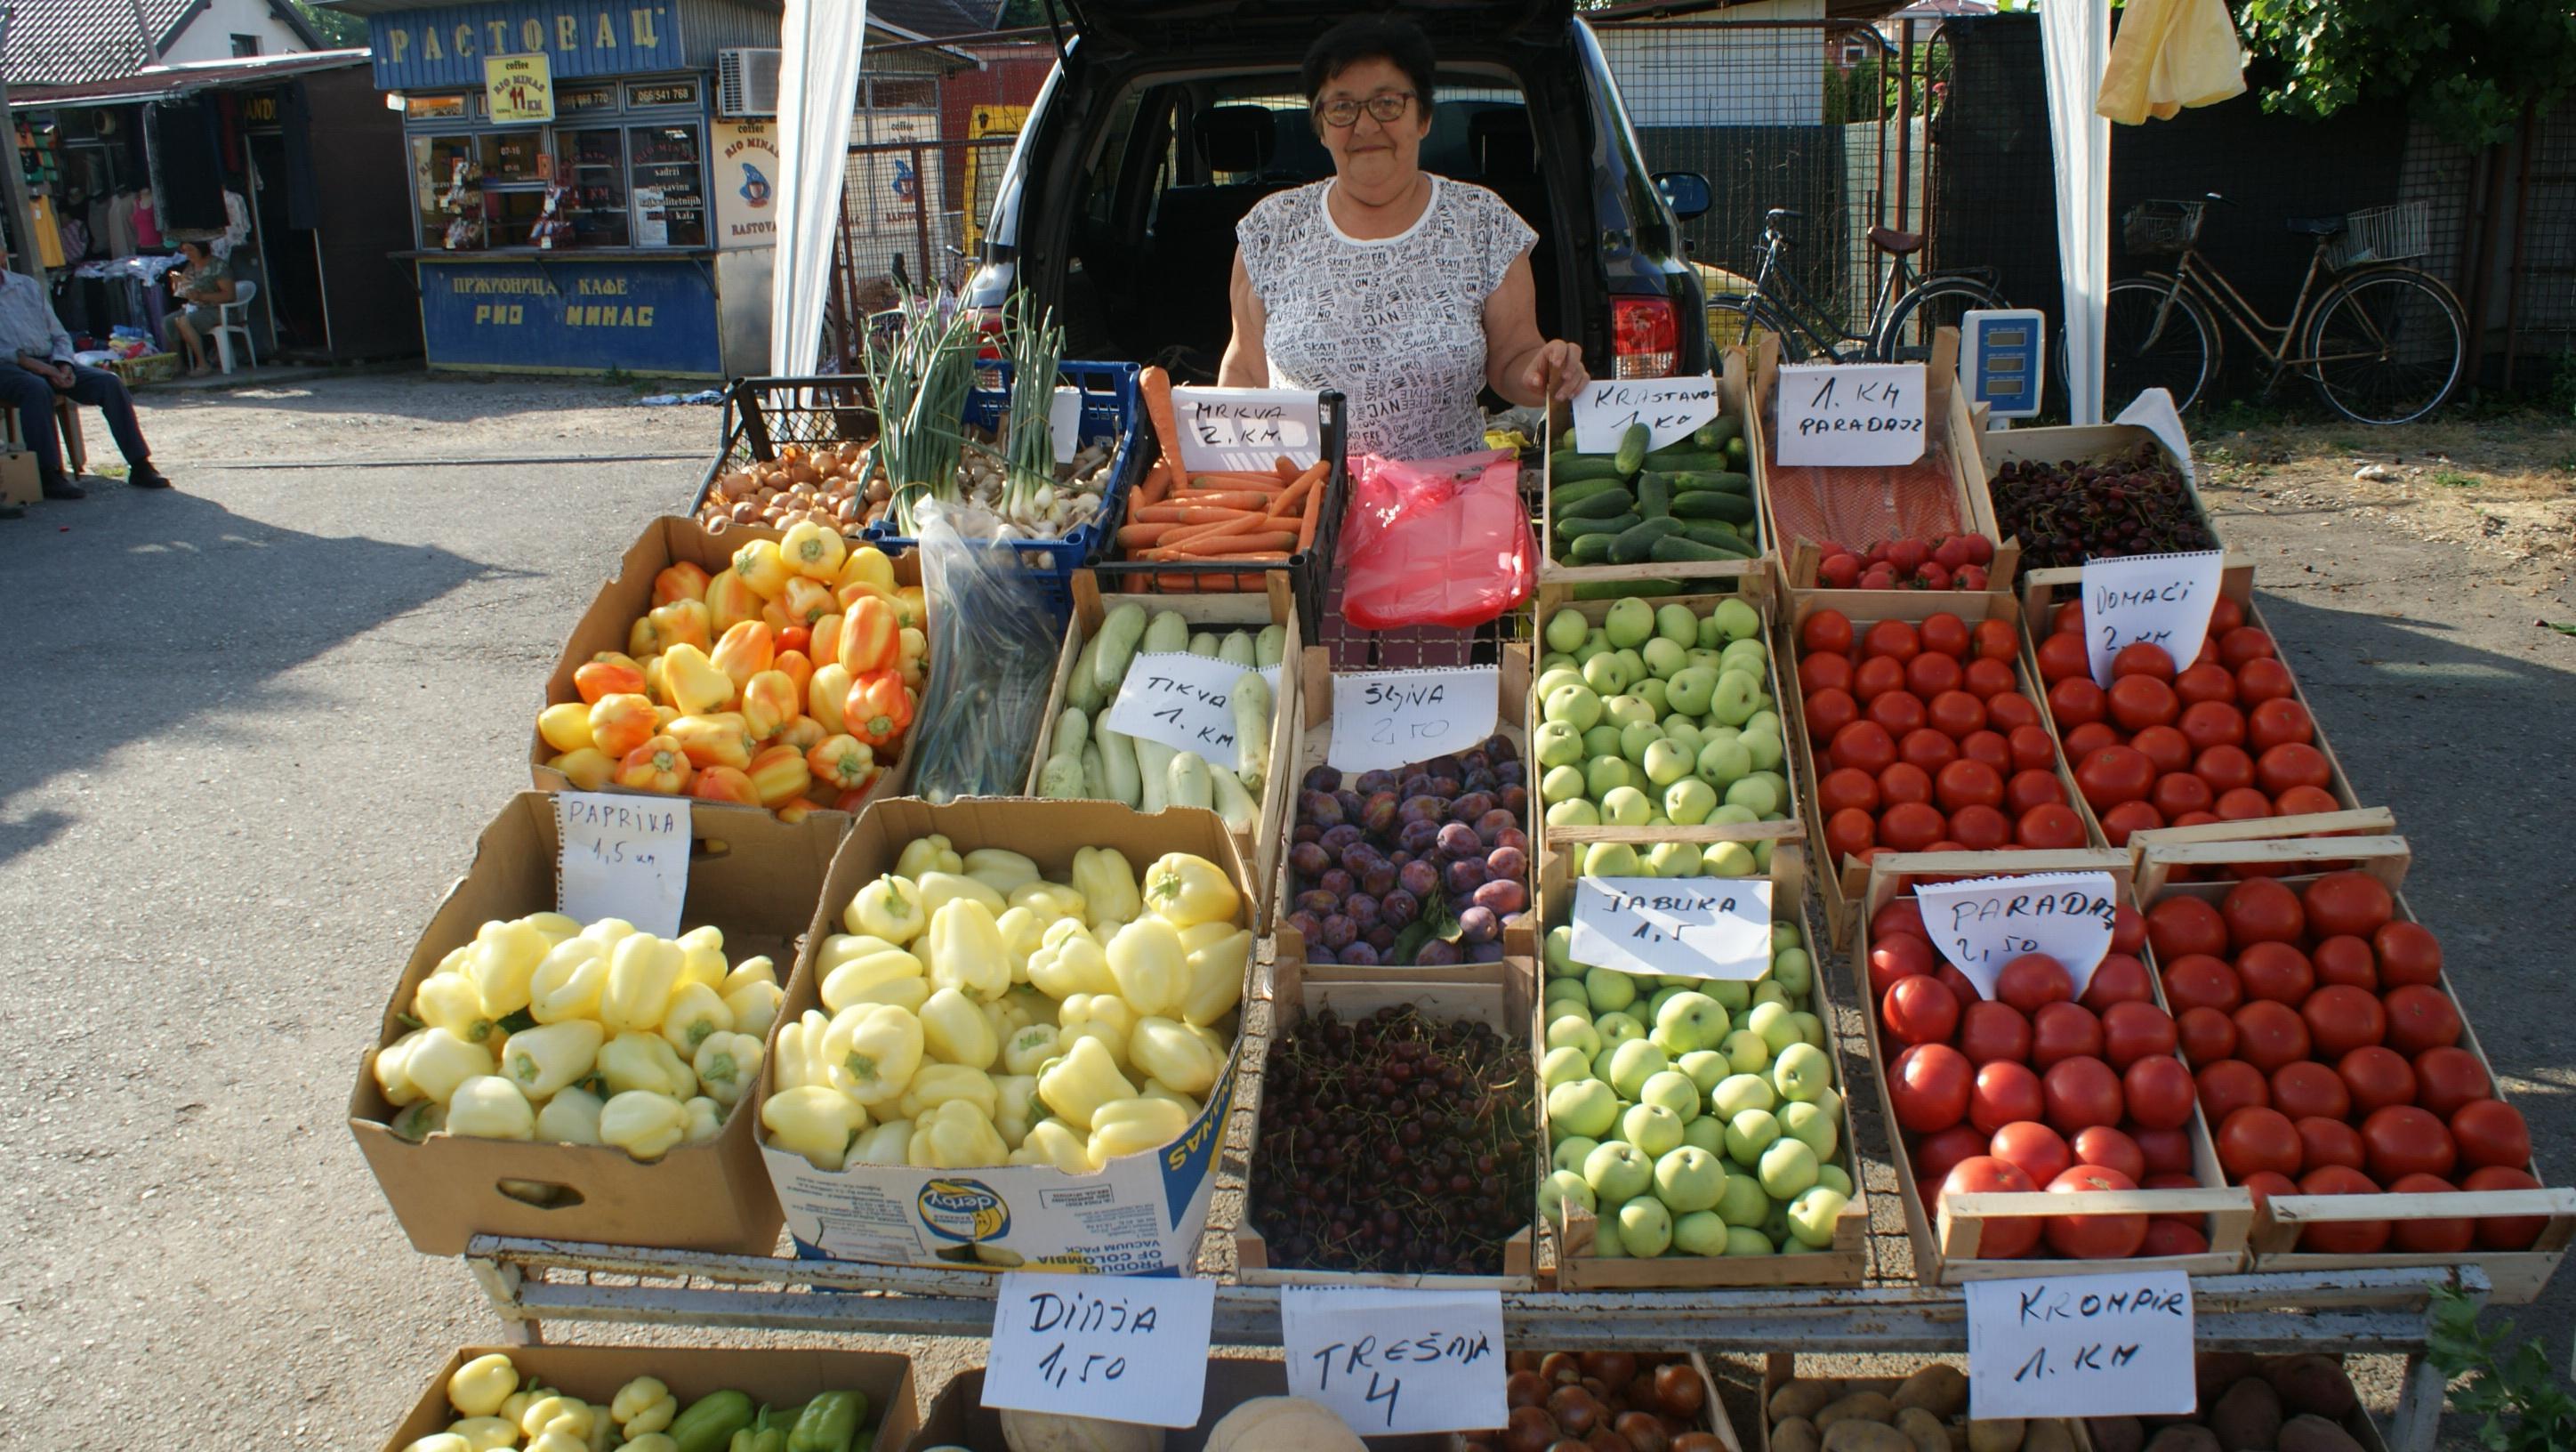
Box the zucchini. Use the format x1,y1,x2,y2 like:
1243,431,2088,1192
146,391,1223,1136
1566,531,1621,565
1187,634,1220,657
1613,422,1652,477
1671,491,1756,524
1217,630,1255,666
1133,738,1177,812
1636,472,1671,520
1558,487,1635,520
1092,603,1148,695
1066,632,1107,714
1230,670,1274,787
1096,726,1142,808
1649,534,1736,563
1551,476,1630,509
1140,609,1189,657
1166,750,1214,811
1080,741,1107,799
1209,767,1260,834
1254,625,1286,668
1555,512,1639,541
1051,706,1091,762
1607,517,1681,564
1038,754,1089,799
1552,455,1627,483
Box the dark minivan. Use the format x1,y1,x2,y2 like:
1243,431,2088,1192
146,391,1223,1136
965,0,1713,384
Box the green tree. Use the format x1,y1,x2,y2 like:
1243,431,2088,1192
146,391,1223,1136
291,2,369,46
2236,0,2576,149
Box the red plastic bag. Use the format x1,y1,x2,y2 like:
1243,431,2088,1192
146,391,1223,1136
1336,448,1535,631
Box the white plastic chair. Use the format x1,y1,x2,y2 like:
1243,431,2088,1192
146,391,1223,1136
211,278,258,374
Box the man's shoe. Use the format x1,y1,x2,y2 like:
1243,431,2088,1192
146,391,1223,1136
127,464,172,490
39,472,84,500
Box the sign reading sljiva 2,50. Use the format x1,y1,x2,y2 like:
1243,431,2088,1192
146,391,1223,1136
370,2,685,89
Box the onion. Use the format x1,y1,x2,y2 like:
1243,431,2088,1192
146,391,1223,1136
704,514,729,535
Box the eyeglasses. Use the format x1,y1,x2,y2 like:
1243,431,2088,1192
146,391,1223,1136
1315,93,1416,128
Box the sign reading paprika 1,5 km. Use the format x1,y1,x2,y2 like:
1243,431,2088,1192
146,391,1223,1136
2079,549,2225,686
1965,1270,2196,1420
1282,1287,1507,1435
1570,373,1719,454
982,1270,1217,1427
1327,666,1500,773
1171,385,1324,474
1569,875,1775,981
554,790,688,937
1774,361,1927,467
1102,651,1283,773
1912,871,2118,1000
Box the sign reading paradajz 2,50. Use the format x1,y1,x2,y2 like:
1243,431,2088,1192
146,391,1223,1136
416,257,720,377
369,2,685,90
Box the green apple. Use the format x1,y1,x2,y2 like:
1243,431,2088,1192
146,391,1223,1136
1546,1011,1598,1055
1815,1163,1854,1198
1585,967,1638,1014
1703,842,1759,878
1724,774,1782,817
1534,720,1586,770
1582,723,1623,759
1543,607,1590,654
1790,1010,1828,1050
1772,920,1804,952
1639,1069,1702,1122
1540,650,1575,674
1541,763,1589,806
1745,705,1783,736
1711,1072,1776,1119
1617,721,1663,765
1535,666,1585,701
1653,991,1728,1053
1634,678,1669,715
1770,946,1813,999
1719,1029,1770,1075
1644,984,1685,1022
1741,727,1785,773
1622,1102,1685,1157
1584,1139,1654,1203
1706,980,1751,1012
1653,1145,1727,1214
1592,1201,1629,1258
1661,776,1718,826
1544,683,1605,732
1617,1196,1674,1257
1599,786,1653,827
1758,1137,1820,1199
1751,980,1788,1010
1673,1208,1730,1256
1707,803,1760,827
1545,798,1600,830
1603,596,1654,649
1778,1099,1839,1160
1714,1169,1770,1228
1663,720,1704,757
1725,1226,1776,1256
1582,842,1638,876
1608,1039,1670,1099
1655,602,1699,646
1663,666,1717,718
1590,1046,1621,1085
1695,735,1752,785
1678,1050,1731,1094
1611,648,1646,683
1551,1134,1600,1174
1724,1108,1781,1165
1586,755,1637,800
1746,1001,1800,1054
1542,1045,1596,1088
1604,693,1658,730
1593,1009,1645,1046
1646,841,1701,878
1544,980,1592,1014
1708,670,1760,726
1682,1114,1726,1154
1642,738,1694,787
1772,1041,1832,1103
1548,1079,1619,1139
1719,636,1769,674
1579,627,1611,660
1810,1085,1845,1125
1581,653,1630,698
1711,596,1760,641
1641,636,1686,680
1540,1167,1598,1222
1545,925,1579,978
1786,1185,1848,1247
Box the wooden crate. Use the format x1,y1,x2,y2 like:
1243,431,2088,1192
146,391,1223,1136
1973,420,2243,579
1751,330,2020,594
1776,590,2102,948
1759,1355,2081,1451
2133,833,2576,1303
1534,843,1871,1288
2020,562,2377,851
1271,643,1540,984
906,1361,1453,1452
1536,351,1767,588
1235,954,1543,1289
384,1345,921,1452
1022,569,1300,933
1447,1351,1745,1451
2066,1366,2395,1452
1851,850,2255,1282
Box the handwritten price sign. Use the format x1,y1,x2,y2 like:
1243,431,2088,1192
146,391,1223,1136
1912,872,2119,1000
1570,374,1720,454
982,1272,1216,1427
1101,653,1282,773
2080,550,2226,685
1966,1271,2196,1419
1327,667,1499,772
1282,1287,1506,1435
1568,875,1775,981
1171,385,1325,473
554,791,688,936
1774,361,1928,466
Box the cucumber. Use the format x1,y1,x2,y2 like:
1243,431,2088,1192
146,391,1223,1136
1677,520,1758,554
1038,754,1089,798
1643,450,1736,472
1080,741,1107,799
1727,436,1748,465
1659,470,1751,495
1551,476,1630,509
1051,706,1091,762
1133,738,1176,812
1635,472,1671,520
1566,531,1621,564
1650,534,1737,563
1230,669,1273,788
1613,422,1652,477
1572,577,1681,599
1209,767,1260,834
1695,415,1743,450
1555,512,1639,541
1065,632,1107,714
1553,455,1627,483
1671,491,1756,524
1558,487,1635,520
1607,517,1681,564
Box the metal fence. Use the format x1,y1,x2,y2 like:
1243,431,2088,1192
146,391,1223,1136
825,131,1018,369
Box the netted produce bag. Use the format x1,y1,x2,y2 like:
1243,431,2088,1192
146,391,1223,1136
1337,447,1534,631
903,501,1066,802
1759,386,1966,550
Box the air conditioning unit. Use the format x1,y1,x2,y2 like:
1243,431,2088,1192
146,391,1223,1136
717,48,782,117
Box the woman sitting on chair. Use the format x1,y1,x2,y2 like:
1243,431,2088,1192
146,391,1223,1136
164,240,237,376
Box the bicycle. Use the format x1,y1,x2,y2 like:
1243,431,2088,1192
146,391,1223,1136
1706,206,2011,364
2104,195,2467,426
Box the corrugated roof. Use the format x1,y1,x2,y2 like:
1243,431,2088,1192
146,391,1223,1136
12,47,373,106
871,0,1008,39
3,0,198,85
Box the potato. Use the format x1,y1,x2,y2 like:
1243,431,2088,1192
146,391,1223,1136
1894,1407,1949,1452
1822,1424,1918,1452
2276,1414,2368,1452
1892,1365,1970,1420
1815,1392,1898,1432
1964,1419,2025,1452
2144,1428,2221,1452
2194,1352,2260,1405
1849,1379,1901,1397
1772,1382,1845,1424
2263,1354,2359,1420
2210,1377,2283,1452
2084,1416,2145,1452
2021,1424,2075,1452
1774,1416,1823,1452
1945,1427,1968,1452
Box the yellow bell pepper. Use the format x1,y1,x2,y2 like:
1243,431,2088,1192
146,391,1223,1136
898,1062,999,1120
1026,920,1115,1000
925,898,1011,1002
647,598,714,655
732,536,793,598
527,1434,586,1452
447,1417,520,1452
809,610,844,672
1010,879,1089,923
1071,847,1142,926
909,1098,1009,1168
588,691,660,759
447,1077,538,1141
402,1435,471,1452
448,1353,520,1418
705,566,761,633
682,1094,725,1144
745,743,812,807
898,625,929,688
535,1085,605,1145
709,619,776,692
725,983,784,1044
668,714,754,772
823,1003,924,1105
919,987,1001,1069
1010,1117,1092,1173
850,1117,913,1165
720,953,774,994
499,1390,541,1425
845,874,926,945
654,561,711,606
771,1009,830,1091
763,1085,867,1170
599,1090,689,1161
658,981,735,1055
741,668,801,739
777,517,847,581
374,1028,429,1107
839,593,902,676
1142,852,1240,929
600,934,684,1033
501,1020,605,1101
775,715,827,754
520,1397,593,1441
582,916,635,950
952,846,1036,893
781,575,838,628
1129,1015,1220,1096
526,912,581,942
600,1031,696,1099
692,1030,764,1105
897,834,964,879
1037,1036,1137,1133
691,769,761,810
1179,924,1253,1027
1106,917,1189,1019
806,733,877,794
1139,1078,1203,1119
819,945,925,1015
772,646,815,705
537,701,596,754
549,746,616,792
414,972,495,1045
609,1378,678,1434
674,925,728,991
661,643,737,718
839,543,896,593
806,661,853,736
469,917,550,1019
1057,993,1137,1069
405,1027,498,1106
916,869,1007,917
1001,1021,1061,1077
1086,1096,1194,1168
993,1072,1040,1149
388,1101,447,1142
617,735,697,795
995,986,1051,1038
529,939,608,1023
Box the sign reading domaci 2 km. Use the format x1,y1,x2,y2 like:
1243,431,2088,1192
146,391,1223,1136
368,2,686,90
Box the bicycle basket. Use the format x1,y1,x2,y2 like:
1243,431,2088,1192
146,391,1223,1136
2330,203,2429,268
2122,200,2206,256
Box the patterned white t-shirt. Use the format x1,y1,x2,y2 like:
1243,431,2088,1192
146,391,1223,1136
1237,175,1535,460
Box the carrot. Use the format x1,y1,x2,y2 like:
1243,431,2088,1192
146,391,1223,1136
1130,503,1261,525
1274,456,1299,481
1293,473,1325,553
1267,460,1327,520
1180,476,1283,495
1162,490,1274,512
1187,471,1285,487
1165,532,1298,557
1133,459,1173,505
1161,512,1276,549
1139,365,1183,466
1116,522,1179,548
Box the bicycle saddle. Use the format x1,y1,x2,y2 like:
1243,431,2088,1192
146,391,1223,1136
1867,226,1924,257
2285,215,2348,237
1765,207,1803,222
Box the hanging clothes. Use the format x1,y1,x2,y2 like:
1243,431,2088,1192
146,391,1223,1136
280,81,319,230
133,190,162,249
145,99,226,229
2096,0,2247,125
210,190,250,258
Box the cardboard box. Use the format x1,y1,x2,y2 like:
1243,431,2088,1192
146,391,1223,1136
349,792,842,1256
1023,569,1301,934
1759,1355,2079,1452
383,1344,920,1452
0,448,35,506
760,797,1256,1273
900,1361,1453,1452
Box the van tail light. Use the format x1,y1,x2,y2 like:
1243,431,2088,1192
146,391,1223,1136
1613,298,1678,378
973,308,1005,362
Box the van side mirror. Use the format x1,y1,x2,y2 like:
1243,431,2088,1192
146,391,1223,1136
1655,172,1711,222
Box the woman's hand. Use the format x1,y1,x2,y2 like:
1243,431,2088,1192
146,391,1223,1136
1519,338,1590,402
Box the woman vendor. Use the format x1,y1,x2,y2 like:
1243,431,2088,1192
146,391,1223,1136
1220,15,1588,458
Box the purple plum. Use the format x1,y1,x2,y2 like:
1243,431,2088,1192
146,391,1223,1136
1356,769,1399,795
1292,822,1322,845
1475,808,1518,844
1319,868,1355,899
1450,791,1497,824
1473,878,1527,916
1445,859,1490,896
1398,860,1439,899
1380,889,1421,929
1344,894,1381,930
1298,789,1344,829
1413,938,1463,967
1365,924,1399,952
1397,819,1442,854
1296,889,1339,918
1319,914,1358,949
1435,822,1482,859
1285,910,1324,942
1493,760,1526,786
1302,765,1342,795
1469,939,1507,964
1289,842,1332,879
1320,824,1364,855
1493,827,1530,855
1333,788,1363,823
1457,906,1500,944
1306,946,1342,964
1497,784,1530,817
1486,844,1528,883
1358,862,1397,899
1340,942,1381,967
1361,791,1400,835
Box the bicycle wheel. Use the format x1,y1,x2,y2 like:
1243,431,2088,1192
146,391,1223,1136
2101,277,2222,416
1871,277,2006,363
1707,294,1807,362
2304,266,2467,425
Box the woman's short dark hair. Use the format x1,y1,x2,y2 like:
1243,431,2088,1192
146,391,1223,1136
1302,15,1436,115
178,239,208,258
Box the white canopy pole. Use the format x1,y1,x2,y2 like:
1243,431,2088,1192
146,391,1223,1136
770,0,871,376
2041,0,2111,424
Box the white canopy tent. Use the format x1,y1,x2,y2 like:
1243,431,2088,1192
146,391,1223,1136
771,0,873,378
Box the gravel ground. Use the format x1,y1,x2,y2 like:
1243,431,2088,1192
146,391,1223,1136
0,374,2564,1448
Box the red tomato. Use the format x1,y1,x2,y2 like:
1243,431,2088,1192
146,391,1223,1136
2271,1061,2353,1122
2016,803,2087,850
1872,899,1930,943
2147,897,2229,960
1924,690,1987,740
2232,1000,2314,1073
1918,1124,1996,1190
2194,744,2258,794
2387,1173,2475,1254
1805,688,1860,743
2045,1165,2149,1259
2413,1046,2491,1118
2042,1056,2125,1134
2218,626,2277,669
2005,768,2070,816
2141,1219,2211,1256
2298,1166,2391,1254
1824,807,1877,865
2049,676,2108,728
2465,1166,2549,1249
1997,955,2074,1013
2062,722,2121,758
2213,786,2273,821
2303,985,2387,1058
2100,1000,2178,1067
1939,1157,2042,1258
1990,1121,2074,1188
1974,617,2019,660
2081,955,2157,1012
2107,674,2180,731
2274,785,2344,818
2339,1045,2419,1116
1883,975,1962,1047
1938,964,1985,1013
1878,761,1935,807
1958,1000,2034,1066
2073,1126,2148,1182
2222,880,2306,948
1818,767,1880,816
1904,651,1964,698
2295,1116,2368,1174
1934,759,2005,814
1964,657,2018,699
1880,802,1948,853
2241,1169,2301,1214
1897,728,1960,775
1890,1043,1975,1133
2111,640,2177,682
2218,1106,2303,1180
2451,1099,2532,1171
2235,941,2315,1004
2209,596,2246,634
2248,697,2314,752
1799,609,1855,657
2007,725,2059,771
1853,655,1908,703
1959,730,2013,775
1986,691,2043,732
2032,1002,2105,1069
2177,700,2247,754
1866,932,1936,996
2363,1104,2457,1181
1919,611,1971,659
2382,984,2463,1056
1868,690,1929,739
2256,742,2333,796
2178,1005,2239,1063
1829,720,1897,774
2235,656,2297,704
2033,631,2091,684
2122,1055,2196,1131
2129,725,2193,776
1864,617,1922,662
2174,662,2237,706
1948,804,2014,851
2197,1059,2273,1123
2074,746,2156,810
2136,1126,2196,1176
1800,652,1854,696
2372,921,2444,988
2161,954,2243,1015
2099,800,2166,847
1970,1061,2047,1135
2312,935,2379,991
2054,600,2086,635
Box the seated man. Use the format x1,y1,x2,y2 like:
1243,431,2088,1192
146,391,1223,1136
0,267,169,498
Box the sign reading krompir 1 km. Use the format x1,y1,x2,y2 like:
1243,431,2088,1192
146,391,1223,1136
485,52,555,123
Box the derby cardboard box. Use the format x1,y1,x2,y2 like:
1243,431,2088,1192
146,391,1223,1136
383,1344,920,1452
